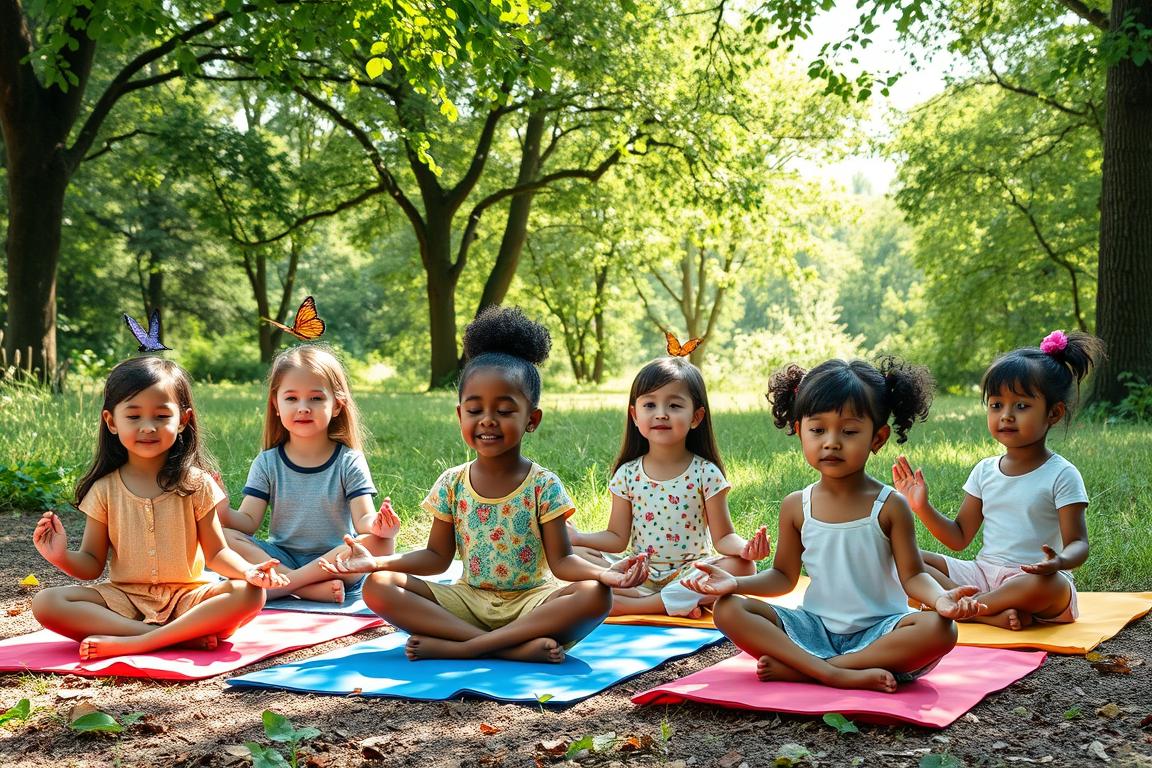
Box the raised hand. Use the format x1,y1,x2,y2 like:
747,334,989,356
1020,544,1063,576
935,584,986,620
892,455,929,512
370,497,401,539
680,561,738,596
600,553,648,589
246,559,291,588
319,534,379,574
32,511,68,564
741,525,771,561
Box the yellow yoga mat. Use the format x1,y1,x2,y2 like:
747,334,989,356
605,576,810,629
608,581,1151,655
955,591,1152,654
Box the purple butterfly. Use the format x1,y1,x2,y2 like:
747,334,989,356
123,309,171,352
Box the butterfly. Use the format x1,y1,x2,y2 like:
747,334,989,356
665,331,701,357
263,296,326,341
123,309,171,352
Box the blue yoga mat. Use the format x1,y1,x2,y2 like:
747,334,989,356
227,623,723,704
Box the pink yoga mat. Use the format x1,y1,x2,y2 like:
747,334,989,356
0,610,383,680
632,645,1045,728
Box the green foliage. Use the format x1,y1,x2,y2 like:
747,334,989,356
69,710,144,734
0,460,74,513
821,712,859,734
1085,373,1152,424
245,710,321,768
177,326,266,384
0,699,31,728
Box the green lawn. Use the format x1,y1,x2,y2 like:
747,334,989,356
3,384,1150,590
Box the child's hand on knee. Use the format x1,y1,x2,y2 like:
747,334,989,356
370,497,401,539
681,561,738,596
319,534,379,574
246,559,290,588
599,553,647,588
741,526,771,561
935,585,985,620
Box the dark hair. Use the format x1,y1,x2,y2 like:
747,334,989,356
74,356,217,504
614,357,725,474
458,306,551,407
767,357,934,444
981,331,1105,419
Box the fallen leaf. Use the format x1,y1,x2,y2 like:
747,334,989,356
222,745,252,758
1089,654,1139,675
619,734,654,752
20,574,39,588
1096,703,1122,719
1012,706,1030,717
479,723,501,735
68,701,100,723
348,688,363,696
537,739,567,755
359,736,390,759
6,605,25,616
305,754,332,768
1086,741,1109,762
718,750,745,768
1140,714,1152,729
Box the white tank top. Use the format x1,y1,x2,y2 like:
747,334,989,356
799,483,913,634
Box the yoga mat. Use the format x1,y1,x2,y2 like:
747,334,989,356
264,560,465,616
228,623,724,704
0,611,384,680
956,591,1152,654
632,645,1046,728
606,576,810,628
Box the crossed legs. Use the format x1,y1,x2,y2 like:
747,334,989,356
363,572,611,663
31,581,264,660
712,595,956,693
923,552,1072,630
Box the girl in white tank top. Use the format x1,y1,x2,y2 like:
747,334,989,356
682,358,984,692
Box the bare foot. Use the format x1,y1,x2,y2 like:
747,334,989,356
79,634,156,660
498,638,565,664
756,655,814,683
293,579,346,603
405,635,471,661
685,606,704,620
971,608,1034,631
826,666,898,693
175,634,219,652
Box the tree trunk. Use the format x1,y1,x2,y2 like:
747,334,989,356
474,109,546,314
425,217,462,389
3,139,67,382
1094,0,1152,402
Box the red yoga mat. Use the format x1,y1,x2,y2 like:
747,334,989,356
632,645,1046,728
0,610,383,680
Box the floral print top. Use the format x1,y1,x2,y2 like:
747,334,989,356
609,454,730,566
423,461,574,591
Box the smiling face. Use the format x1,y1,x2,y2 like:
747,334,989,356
985,385,1063,450
797,408,890,479
457,367,541,459
102,382,190,462
274,367,342,442
629,380,704,450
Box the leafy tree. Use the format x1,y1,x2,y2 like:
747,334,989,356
0,0,549,384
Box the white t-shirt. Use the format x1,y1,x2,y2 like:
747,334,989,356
964,453,1088,568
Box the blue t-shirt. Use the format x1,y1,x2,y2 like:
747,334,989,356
243,443,376,555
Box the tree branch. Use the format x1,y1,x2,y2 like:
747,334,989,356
1057,0,1109,30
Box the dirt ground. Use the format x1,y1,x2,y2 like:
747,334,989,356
1,509,1149,768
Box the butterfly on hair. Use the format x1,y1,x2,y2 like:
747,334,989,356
263,296,326,341
123,309,171,353
665,331,702,358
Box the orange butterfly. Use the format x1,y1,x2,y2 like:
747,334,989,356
665,331,702,357
263,296,326,341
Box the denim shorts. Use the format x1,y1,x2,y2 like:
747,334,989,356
772,605,935,683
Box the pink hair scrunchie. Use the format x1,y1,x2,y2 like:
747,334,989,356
1040,330,1068,355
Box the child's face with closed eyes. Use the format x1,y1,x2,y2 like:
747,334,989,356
457,368,541,458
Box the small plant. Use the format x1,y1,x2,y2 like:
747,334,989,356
0,699,31,728
822,712,859,734
245,710,320,768
0,460,73,513
69,709,144,734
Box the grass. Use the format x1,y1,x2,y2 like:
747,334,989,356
2,383,1150,591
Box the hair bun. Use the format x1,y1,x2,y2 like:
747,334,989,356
462,306,551,365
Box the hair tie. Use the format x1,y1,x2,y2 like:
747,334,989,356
1040,330,1068,356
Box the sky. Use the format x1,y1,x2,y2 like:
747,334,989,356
788,3,958,194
